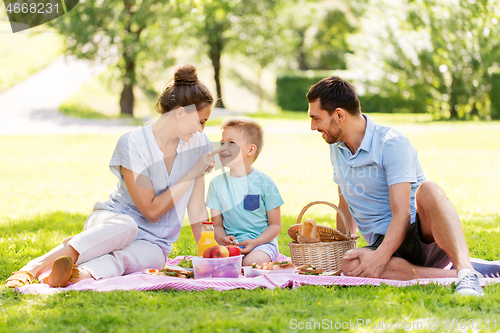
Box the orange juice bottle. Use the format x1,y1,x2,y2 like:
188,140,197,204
197,221,218,256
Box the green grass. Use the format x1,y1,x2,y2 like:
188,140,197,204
3,283,500,332
59,104,114,120
0,22,64,92
1,116,500,332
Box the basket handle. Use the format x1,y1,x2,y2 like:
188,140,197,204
296,201,351,238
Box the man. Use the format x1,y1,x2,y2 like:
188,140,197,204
307,76,484,296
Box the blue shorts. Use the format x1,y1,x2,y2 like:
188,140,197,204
247,243,279,262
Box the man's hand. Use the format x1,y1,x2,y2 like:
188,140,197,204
343,249,390,278
238,238,257,255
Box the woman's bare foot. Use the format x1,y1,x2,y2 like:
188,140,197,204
76,268,94,281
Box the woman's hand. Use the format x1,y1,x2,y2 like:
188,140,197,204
189,148,223,179
239,238,257,255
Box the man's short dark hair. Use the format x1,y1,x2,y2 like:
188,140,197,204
306,76,361,115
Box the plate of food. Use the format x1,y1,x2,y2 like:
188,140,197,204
143,256,195,278
142,266,194,279
243,261,296,278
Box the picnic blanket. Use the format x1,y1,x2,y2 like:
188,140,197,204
16,255,500,295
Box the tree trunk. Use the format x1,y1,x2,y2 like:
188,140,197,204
297,29,308,71
120,83,134,116
257,66,263,111
449,92,458,119
209,37,225,108
119,1,144,117
470,103,479,117
449,102,458,119
120,58,135,116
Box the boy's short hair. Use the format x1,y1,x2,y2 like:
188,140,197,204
221,117,264,161
306,76,361,116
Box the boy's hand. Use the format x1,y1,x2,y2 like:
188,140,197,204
239,239,257,254
220,235,238,246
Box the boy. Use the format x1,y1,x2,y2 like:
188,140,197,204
206,117,283,266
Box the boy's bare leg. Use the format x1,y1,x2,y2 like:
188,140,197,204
416,180,473,272
243,250,272,266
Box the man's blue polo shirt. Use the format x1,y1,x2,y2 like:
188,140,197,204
329,114,426,245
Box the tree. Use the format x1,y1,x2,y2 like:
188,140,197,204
228,0,296,110
348,0,500,119
402,0,499,119
273,0,318,71
188,0,280,108
266,1,356,72
227,0,358,110
49,0,188,115
308,8,356,70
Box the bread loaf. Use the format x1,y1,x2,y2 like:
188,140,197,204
301,218,317,238
297,218,320,243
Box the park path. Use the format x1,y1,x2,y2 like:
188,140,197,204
0,56,131,135
0,56,239,135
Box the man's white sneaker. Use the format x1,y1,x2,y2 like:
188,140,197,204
455,269,485,296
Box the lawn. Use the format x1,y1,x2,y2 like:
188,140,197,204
1,115,500,332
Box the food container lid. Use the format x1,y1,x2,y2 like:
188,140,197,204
202,221,213,225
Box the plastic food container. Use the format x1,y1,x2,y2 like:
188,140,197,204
192,255,243,279
243,266,297,278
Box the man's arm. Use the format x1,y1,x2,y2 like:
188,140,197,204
344,182,412,278
337,186,357,235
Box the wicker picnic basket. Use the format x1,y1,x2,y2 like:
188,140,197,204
288,201,359,273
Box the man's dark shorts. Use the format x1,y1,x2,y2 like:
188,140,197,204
364,213,451,268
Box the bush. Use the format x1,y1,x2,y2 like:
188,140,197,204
276,72,324,112
276,71,428,114
491,74,500,120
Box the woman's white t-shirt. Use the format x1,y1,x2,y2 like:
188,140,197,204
94,124,211,253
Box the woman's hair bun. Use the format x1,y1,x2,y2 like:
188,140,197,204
174,64,199,86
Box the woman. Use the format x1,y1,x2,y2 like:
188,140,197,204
6,64,220,288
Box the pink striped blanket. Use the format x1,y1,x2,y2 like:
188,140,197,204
16,255,500,295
